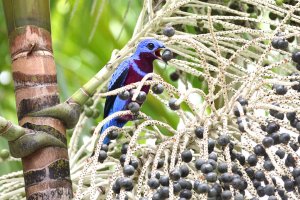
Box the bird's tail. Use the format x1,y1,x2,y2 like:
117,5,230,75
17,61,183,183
101,118,126,144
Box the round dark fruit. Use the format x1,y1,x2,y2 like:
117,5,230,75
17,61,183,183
152,83,164,94
217,162,228,173
206,172,217,182
201,163,213,174
98,150,108,162
163,26,175,37
181,150,193,162
119,177,133,190
162,49,173,62
180,189,192,199
170,168,181,181
275,149,285,159
121,143,128,154
173,182,182,193
159,175,169,186
147,178,160,189
179,165,189,177
247,154,258,166
118,90,130,100
218,134,230,146
194,127,204,139
264,184,275,196
169,98,180,110
85,98,94,106
170,71,180,81
221,190,232,200
194,183,209,194
279,133,290,144
262,137,274,148
273,84,287,95
123,165,135,176
127,102,140,114
101,144,108,152
108,130,119,140
292,51,300,63
195,159,206,170
255,170,265,181
136,91,147,103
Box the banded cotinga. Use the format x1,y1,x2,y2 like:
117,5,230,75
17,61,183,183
101,39,165,144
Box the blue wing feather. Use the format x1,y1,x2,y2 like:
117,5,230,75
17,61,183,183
103,60,130,119
101,60,131,143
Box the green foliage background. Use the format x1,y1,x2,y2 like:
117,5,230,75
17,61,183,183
0,1,179,175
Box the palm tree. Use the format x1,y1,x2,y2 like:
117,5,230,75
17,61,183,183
2,0,72,199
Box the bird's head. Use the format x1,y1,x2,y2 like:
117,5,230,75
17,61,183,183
134,39,165,62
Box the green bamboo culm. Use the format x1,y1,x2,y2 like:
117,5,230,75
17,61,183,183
3,0,51,34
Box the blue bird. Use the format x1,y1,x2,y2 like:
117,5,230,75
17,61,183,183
101,39,165,144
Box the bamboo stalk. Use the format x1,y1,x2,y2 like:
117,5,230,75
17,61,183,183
2,0,72,199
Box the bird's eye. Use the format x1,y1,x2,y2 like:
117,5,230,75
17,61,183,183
147,43,155,50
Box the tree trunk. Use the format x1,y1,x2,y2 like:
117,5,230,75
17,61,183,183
2,0,72,199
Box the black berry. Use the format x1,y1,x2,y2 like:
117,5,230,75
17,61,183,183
180,189,192,199
170,71,180,81
206,172,217,182
119,90,130,100
284,179,294,192
169,98,180,110
136,91,147,103
162,49,173,62
173,182,182,193
218,134,230,146
221,190,232,200
158,186,169,199
108,130,118,140
266,122,280,134
194,183,209,194
275,149,285,159
201,163,213,174
170,168,181,181
262,137,274,148
152,84,164,94
195,159,206,170
279,133,290,144
123,165,135,176
119,177,133,190
127,102,140,114
181,150,193,162
255,170,265,181
148,178,160,189
159,175,169,186
217,162,228,173
121,143,128,154
292,51,300,64
163,26,175,37
179,165,189,177
194,127,204,139
264,184,275,196
273,84,287,95
98,150,108,162
254,144,266,156
247,154,258,166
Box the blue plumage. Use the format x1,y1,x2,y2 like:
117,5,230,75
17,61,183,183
101,39,165,144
